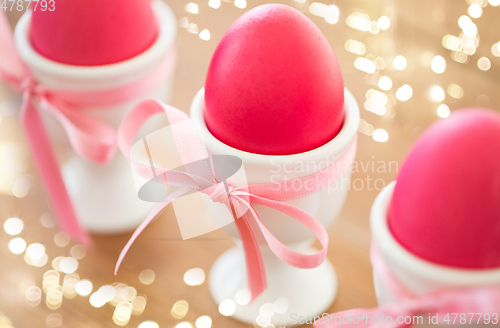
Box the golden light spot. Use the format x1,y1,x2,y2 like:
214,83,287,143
195,315,212,328
345,40,365,55
62,273,80,299
259,303,275,317
59,257,78,274
346,10,371,31
199,29,210,41
372,129,389,142
491,43,500,57
25,286,42,307
358,119,375,136
309,2,328,17
184,3,199,14
451,51,468,63
392,55,407,70
3,217,23,235
75,280,93,296
431,56,446,74
89,291,107,308
113,302,133,326
324,5,339,24
184,268,205,286
234,0,246,9
54,231,70,248
171,300,189,319
477,57,491,71
46,285,63,310
378,76,392,90
377,16,391,30
437,105,451,118
40,213,56,228
374,57,385,69
98,285,116,302
139,322,160,328
175,323,193,328
256,315,271,327
187,23,199,34
46,313,63,328
51,256,64,272
468,4,482,18
139,269,156,285
235,288,251,305
26,243,45,260
442,35,463,51
8,237,26,254
354,57,376,74
428,86,445,102
395,84,413,101
43,270,60,293
111,283,127,305
70,245,87,260
131,295,147,315
369,21,380,34
447,84,464,99
218,300,236,316
120,286,137,301
208,0,221,9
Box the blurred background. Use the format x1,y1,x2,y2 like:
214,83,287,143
1,0,499,327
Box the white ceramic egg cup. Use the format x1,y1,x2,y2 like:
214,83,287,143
371,182,500,327
14,0,177,234
190,87,360,326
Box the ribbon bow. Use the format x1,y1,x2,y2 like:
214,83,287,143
0,12,175,245
314,243,500,327
115,99,357,301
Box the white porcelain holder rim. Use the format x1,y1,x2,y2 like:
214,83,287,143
371,181,500,285
190,87,360,166
14,0,176,82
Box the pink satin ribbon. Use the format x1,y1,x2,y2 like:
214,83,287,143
314,243,500,327
0,12,176,246
115,99,357,301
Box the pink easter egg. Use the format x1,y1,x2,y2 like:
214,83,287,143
30,0,158,66
204,4,344,155
389,108,500,268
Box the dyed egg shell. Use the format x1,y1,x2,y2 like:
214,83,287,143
204,4,344,155
389,108,500,268
30,0,158,65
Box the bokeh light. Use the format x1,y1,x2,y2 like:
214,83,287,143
392,55,407,70
3,217,23,235
372,129,389,142
218,299,236,316
195,315,212,328
396,84,413,101
428,86,445,102
183,268,205,286
477,57,491,71
8,238,26,254
437,104,451,118
431,55,446,74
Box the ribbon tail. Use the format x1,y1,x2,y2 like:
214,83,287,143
233,210,267,302
20,94,91,246
114,187,191,275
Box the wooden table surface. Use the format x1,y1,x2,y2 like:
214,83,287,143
1,0,499,327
